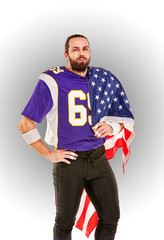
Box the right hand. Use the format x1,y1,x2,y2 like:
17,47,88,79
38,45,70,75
47,148,78,164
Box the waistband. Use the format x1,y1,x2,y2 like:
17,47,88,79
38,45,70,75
75,144,105,159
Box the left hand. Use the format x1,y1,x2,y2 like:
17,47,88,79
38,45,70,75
92,122,113,138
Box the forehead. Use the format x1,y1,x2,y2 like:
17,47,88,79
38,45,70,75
69,37,89,48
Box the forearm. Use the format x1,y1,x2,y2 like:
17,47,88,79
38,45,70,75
30,138,52,159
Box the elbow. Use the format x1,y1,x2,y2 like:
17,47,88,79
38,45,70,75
18,116,36,134
17,119,24,133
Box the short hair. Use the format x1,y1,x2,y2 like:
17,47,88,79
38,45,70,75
65,34,89,54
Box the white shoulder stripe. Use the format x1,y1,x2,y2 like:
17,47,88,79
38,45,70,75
39,73,59,147
39,73,58,106
39,73,57,86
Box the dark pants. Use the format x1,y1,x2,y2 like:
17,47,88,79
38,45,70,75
52,145,120,240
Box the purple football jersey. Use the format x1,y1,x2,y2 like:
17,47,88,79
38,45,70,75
22,66,105,151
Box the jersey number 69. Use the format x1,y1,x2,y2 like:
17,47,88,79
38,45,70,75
68,90,92,126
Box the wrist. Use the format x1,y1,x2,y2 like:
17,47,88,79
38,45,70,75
106,122,121,135
45,149,54,161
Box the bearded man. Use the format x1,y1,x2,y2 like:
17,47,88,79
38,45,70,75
18,34,135,240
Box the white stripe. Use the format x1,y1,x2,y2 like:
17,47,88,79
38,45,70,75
39,73,55,85
83,201,96,234
75,189,87,224
126,128,136,147
123,129,135,169
39,73,58,105
104,131,122,150
100,116,135,126
39,73,59,147
123,151,130,165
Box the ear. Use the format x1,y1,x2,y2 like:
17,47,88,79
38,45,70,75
64,52,68,61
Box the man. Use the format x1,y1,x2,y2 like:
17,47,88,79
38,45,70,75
18,34,135,240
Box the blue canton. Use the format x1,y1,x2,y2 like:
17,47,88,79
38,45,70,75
87,67,134,126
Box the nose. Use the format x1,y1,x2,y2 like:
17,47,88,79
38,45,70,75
79,54,85,58
78,51,84,57
78,48,86,56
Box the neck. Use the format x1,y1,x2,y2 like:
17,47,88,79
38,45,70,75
67,66,87,78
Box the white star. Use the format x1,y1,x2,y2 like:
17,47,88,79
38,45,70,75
98,87,102,92
104,106,106,110
118,105,123,110
97,109,101,114
96,68,100,72
120,91,125,96
111,76,115,81
106,97,110,102
91,81,96,87
125,99,129,104
104,91,108,96
94,74,98,78
100,100,105,105
111,90,114,95
115,83,120,88
101,78,106,82
95,95,99,100
113,97,118,102
108,104,112,109
103,71,108,75
107,83,111,88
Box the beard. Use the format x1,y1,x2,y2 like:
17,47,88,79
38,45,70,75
68,55,90,72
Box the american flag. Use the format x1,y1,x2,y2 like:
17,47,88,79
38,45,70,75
74,67,135,237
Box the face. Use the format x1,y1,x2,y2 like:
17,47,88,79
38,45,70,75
64,37,91,72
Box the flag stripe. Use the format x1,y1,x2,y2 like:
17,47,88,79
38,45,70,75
75,127,135,237
75,188,87,224
75,191,90,229
83,200,97,234
85,212,98,238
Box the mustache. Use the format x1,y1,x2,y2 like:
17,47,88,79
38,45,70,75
77,56,87,60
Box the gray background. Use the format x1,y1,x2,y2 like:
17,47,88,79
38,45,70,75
1,0,164,239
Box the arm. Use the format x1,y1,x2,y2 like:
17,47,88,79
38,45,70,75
18,116,78,164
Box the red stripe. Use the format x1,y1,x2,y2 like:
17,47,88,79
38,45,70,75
85,212,98,238
124,128,131,141
122,139,128,156
106,128,132,160
105,138,123,159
